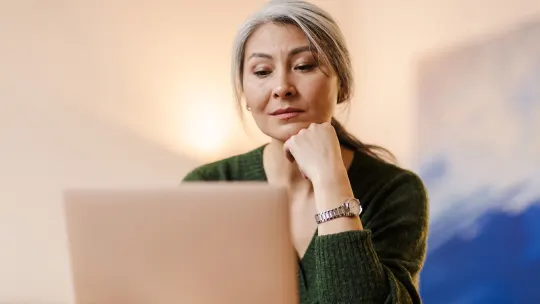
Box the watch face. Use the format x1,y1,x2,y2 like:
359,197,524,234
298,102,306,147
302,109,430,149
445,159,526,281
347,199,361,215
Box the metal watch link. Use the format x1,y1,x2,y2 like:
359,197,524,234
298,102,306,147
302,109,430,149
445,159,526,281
314,198,362,224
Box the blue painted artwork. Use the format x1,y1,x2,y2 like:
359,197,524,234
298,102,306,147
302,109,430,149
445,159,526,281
417,19,540,304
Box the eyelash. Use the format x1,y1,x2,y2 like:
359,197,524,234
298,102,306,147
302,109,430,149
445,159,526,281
253,64,317,78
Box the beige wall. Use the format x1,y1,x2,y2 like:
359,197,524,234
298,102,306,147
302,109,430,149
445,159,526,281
1,0,539,302
347,0,540,168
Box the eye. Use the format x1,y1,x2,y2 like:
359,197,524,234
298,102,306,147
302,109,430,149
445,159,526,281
295,63,317,72
254,69,271,78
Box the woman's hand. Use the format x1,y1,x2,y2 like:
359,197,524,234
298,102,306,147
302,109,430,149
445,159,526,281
284,123,354,206
284,122,362,233
283,122,344,184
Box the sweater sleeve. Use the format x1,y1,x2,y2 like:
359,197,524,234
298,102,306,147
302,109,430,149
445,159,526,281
314,171,429,304
182,168,207,181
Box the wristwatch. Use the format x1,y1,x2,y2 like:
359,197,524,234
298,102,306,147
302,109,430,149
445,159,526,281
315,198,362,224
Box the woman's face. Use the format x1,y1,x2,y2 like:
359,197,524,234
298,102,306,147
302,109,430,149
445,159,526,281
242,22,339,142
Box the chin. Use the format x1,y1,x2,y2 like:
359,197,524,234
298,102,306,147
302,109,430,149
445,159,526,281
266,122,312,142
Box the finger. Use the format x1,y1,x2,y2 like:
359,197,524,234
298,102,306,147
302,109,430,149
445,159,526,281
285,147,308,179
284,137,309,179
283,139,296,163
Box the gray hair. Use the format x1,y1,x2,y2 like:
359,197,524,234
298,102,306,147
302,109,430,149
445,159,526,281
231,0,354,113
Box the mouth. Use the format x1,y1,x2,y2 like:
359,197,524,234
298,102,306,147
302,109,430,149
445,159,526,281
270,107,304,120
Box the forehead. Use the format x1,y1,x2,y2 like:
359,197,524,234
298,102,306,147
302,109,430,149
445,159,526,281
244,22,310,54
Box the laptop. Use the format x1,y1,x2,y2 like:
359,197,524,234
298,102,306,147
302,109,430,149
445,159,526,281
63,183,298,304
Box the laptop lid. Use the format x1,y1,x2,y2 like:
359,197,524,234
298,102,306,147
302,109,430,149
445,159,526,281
63,183,298,304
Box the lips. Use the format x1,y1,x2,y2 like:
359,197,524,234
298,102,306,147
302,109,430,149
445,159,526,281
270,107,304,115
270,107,304,120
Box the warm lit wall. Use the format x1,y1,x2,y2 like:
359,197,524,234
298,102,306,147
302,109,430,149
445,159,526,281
0,1,256,302
0,1,347,302
1,0,540,302
347,0,540,168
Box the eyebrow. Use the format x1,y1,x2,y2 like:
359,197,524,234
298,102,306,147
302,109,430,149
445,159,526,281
248,45,312,60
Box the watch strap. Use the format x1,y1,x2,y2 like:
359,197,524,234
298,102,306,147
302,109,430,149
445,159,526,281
315,204,354,225
314,198,362,224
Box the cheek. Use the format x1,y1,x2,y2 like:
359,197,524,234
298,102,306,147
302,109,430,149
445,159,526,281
300,77,338,114
242,79,270,110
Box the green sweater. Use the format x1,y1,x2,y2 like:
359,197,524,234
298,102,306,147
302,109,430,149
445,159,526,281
182,144,428,304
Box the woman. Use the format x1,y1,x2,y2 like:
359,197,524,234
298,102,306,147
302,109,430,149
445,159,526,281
183,0,429,303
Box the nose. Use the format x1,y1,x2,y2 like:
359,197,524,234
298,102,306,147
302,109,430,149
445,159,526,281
272,73,297,99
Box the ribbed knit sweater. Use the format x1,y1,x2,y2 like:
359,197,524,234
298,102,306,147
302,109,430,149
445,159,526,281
182,144,429,304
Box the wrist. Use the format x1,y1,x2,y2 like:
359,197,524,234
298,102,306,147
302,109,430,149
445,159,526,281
311,165,349,190
313,173,354,212
318,216,363,235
